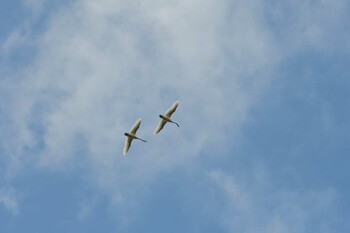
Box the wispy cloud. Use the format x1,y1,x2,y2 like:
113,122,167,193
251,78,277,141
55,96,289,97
1,0,280,197
1,29,27,53
209,169,339,233
0,188,21,215
77,196,98,221
0,0,349,227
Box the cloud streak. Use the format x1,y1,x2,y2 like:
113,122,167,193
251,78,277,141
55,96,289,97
0,187,21,215
1,0,349,230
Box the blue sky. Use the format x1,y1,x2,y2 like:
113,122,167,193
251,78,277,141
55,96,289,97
1,0,350,232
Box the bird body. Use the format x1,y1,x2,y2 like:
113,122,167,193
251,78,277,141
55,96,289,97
123,118,146,156
159,115,179,127
154,101,180,134
124,133,147,142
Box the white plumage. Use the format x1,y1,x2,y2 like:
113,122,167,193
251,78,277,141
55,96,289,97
123,118,146,156
154,101,180,134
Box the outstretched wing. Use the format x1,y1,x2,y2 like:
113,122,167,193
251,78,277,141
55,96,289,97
129,118,142,134
123,137,133,156
164,101,179,117
154,119,167,134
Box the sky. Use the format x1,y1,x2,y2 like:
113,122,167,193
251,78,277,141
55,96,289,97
1,0,350,232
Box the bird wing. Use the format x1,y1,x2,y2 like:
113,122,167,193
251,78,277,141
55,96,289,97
123,137,133,156
154,119,167,134
129,118,142,135
164,101,179,117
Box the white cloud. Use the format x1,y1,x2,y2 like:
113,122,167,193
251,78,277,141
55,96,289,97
265,0,350,53
1,29,27,53
23,0,46,14
209,169,339,233
209,170,252,213
1,0,279,196
0,188,21,215
1,0,348,222
77,196,97,220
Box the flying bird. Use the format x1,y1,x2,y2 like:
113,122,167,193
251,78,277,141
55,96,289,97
123,118,146,156
154,101,180,134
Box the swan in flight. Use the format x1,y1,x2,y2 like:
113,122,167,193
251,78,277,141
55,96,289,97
154,101,180,134
123,118,146,156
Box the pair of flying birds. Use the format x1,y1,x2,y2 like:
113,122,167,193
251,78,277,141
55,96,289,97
123,100,180,155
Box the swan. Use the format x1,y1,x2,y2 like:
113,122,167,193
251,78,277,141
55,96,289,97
123,118,146,156
154,101,180,134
